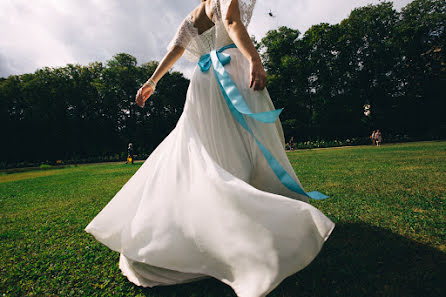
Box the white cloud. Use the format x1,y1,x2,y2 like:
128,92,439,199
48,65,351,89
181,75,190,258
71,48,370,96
0,0,413,78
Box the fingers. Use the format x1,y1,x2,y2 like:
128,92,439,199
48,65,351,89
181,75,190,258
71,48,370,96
135,88,144,108
136,88,142,102
254,79,266,91
250,75,266,91
249,61,267,91
135,85,155,108
249,69,267,91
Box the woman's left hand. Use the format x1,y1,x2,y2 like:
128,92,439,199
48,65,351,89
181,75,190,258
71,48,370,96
249,60,267,91
135,84,155,108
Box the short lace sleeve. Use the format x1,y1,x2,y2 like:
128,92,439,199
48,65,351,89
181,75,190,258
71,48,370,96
216,0,257,27
167,14,198,51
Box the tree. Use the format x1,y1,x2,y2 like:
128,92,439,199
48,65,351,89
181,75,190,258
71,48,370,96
395,0,446,137
258,0,445,141
0,53,189,167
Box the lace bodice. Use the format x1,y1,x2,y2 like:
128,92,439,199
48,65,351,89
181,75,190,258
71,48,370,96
167,0,256,62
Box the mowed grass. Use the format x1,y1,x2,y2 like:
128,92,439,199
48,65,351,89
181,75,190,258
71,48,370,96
0,141,445,297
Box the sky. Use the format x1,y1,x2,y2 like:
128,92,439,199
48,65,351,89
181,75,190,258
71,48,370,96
0,0,414,79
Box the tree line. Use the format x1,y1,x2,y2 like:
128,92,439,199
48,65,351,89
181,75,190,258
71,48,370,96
259,0,445,141
0,0,444,168
0,56,189,168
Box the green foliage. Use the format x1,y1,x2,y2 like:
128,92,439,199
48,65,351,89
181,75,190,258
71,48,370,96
39,164,52,169
0,141,445,296
260,0,446,141
0,54,189,168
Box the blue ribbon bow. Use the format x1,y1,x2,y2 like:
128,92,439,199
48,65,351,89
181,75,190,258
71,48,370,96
198,44,329,200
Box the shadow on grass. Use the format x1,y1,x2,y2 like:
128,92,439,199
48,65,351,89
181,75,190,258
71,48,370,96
131,223,445,297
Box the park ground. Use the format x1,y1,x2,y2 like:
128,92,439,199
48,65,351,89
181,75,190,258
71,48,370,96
0,141,445,296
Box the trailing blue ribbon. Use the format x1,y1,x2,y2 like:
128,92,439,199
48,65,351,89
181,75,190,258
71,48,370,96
198,44,328,200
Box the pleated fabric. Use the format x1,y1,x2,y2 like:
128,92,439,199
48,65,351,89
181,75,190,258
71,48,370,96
85,48,334,297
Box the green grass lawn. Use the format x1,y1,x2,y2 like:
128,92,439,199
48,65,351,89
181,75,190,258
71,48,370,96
1,141,445,297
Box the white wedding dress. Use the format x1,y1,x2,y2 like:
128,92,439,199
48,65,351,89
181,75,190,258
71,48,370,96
85,1,335,297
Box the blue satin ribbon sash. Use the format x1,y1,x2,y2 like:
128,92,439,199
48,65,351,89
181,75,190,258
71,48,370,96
198,44,328,200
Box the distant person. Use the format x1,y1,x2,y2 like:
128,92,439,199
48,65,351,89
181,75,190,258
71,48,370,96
288,136,294,151
376,130,382,146
125,142,135,164
370,130,376,145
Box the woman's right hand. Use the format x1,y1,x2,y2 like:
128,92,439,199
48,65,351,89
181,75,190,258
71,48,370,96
135,84,155,108
249,60,267,91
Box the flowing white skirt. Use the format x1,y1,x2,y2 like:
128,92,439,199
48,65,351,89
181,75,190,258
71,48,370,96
85,48,335,297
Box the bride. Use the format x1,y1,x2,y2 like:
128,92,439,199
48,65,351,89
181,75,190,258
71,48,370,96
85,1,335,296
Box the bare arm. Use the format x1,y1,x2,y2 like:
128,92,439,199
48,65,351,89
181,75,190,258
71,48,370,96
150,46,185,83
136,45,185,108
223,0,266,90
